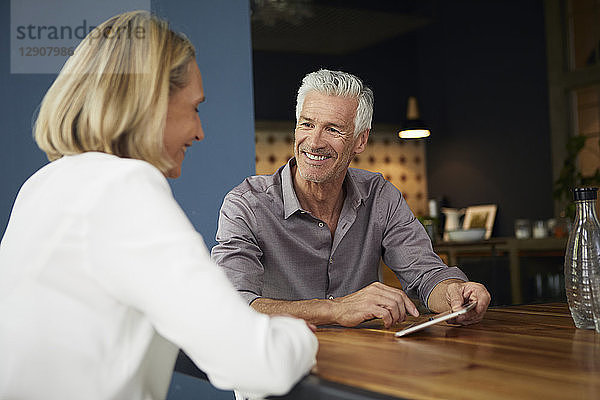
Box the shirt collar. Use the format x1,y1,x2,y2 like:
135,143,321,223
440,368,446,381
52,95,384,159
281,158,366,219
281,158,303,219
345,168,367,209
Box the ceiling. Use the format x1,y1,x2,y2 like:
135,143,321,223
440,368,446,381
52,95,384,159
251,0,435,55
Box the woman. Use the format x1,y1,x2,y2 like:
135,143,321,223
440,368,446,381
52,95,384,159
0,11,317,400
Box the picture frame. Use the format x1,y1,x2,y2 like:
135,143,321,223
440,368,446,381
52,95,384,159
462,204,497,239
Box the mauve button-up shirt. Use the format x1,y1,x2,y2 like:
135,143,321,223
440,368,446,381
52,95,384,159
211,159,468,308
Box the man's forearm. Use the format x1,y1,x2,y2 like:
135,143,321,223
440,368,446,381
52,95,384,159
251,297,336,325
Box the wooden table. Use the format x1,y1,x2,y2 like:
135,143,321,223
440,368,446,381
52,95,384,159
279,303,599,399
175,303,599,399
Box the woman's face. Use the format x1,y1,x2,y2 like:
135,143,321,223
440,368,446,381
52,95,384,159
163,60,205,178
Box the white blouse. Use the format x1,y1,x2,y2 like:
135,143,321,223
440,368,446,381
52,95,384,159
0,152,317,400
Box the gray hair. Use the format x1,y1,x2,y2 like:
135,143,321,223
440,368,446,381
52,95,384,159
295,69,374,138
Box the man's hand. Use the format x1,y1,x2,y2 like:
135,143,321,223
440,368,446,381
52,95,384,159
428,279,491,325
331,282,419,328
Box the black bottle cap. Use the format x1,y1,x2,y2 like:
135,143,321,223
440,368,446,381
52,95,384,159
573,187,598,201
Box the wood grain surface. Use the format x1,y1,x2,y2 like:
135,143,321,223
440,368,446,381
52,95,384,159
313,303,599,399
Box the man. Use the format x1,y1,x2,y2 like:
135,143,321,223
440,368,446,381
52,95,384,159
212,69,490,328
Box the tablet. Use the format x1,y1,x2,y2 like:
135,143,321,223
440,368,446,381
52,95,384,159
394,301,477,337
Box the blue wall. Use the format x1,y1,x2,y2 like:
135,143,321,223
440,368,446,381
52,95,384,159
0,0,53,237
0,0,255,250
154,1,255,249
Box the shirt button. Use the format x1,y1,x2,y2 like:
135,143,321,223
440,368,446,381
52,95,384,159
318,222,324,227
329,257,333,264
328,295,334,300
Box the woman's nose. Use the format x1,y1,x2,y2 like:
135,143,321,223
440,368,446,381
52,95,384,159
195,121,204,142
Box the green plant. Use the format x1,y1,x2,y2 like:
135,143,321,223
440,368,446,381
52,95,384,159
554,135,600,218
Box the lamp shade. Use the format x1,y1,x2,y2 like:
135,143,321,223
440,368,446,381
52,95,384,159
398,97,430,139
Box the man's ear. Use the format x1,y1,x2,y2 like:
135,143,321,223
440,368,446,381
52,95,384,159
353,129,370,155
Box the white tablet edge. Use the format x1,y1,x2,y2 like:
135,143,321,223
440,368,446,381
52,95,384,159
394,302,477,337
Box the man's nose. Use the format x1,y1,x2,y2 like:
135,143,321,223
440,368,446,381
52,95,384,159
306,127,325,148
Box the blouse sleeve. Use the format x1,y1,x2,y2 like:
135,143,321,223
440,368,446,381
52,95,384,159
84,162,317,398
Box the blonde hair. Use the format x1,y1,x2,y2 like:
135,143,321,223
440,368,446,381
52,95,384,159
34,10,195,174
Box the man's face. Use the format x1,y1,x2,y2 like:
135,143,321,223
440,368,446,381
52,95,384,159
294,91,367,184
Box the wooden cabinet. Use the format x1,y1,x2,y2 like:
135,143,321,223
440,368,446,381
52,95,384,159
381,237,568,305
433,237,567,305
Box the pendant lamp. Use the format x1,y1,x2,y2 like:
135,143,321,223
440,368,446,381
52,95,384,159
398,96,431,139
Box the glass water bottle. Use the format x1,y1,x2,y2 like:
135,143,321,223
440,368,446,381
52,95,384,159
564,187,600,329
